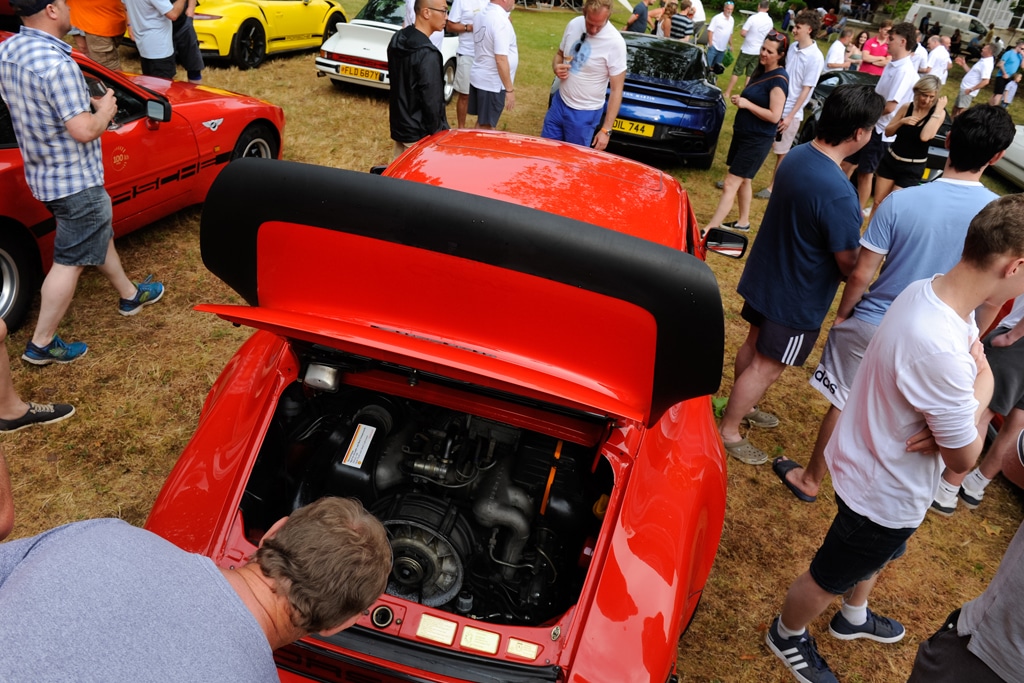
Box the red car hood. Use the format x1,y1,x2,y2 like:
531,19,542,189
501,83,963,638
197,156,724,428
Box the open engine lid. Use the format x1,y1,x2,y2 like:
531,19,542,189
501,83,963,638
198,158,724,427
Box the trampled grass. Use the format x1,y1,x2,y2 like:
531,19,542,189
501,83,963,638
4,4,1022,681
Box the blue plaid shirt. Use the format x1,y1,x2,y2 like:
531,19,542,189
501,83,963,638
0,27,104,202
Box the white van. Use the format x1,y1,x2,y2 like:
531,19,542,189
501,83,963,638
904,3,988,40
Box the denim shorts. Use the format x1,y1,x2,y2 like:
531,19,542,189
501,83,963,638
45,186,113,267
809,495,917,595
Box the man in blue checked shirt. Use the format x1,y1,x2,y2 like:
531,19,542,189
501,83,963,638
0,0,165,366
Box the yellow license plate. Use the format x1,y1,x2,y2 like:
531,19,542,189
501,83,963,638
613,118,654,138
338,64,383,82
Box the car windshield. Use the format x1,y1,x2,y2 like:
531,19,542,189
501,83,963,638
627,42,705,82
355,0,407,24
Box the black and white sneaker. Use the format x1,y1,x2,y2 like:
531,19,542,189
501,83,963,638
766,616,839,683
828,609,905,643
958,485,984,509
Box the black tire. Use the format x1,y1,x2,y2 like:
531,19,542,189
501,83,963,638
690,144,716,170
232,19,267,70
231,122,279,160
329,78,346,91
0,229,41,333
323,12,345,41
442,58,456,104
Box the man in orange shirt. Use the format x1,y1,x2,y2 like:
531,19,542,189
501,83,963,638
69,0,127,70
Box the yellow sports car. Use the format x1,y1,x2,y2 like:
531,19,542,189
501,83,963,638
191,0,349,69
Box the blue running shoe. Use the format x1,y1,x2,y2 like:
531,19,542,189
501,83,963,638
22,336,88,365
829,608,905,643
119,275,165,316
766,616,838,683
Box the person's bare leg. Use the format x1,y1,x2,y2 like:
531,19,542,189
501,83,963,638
720,348,786,444
736,178,753,225
30,263,85,347
780,571,837,632
765,152,784,193
856,170,873,210
723,73,740,100
872,175,896,211
456,92,469,129
783,404,840,499
0,321,28,421
841,160,857,179
95,238,138,301
844,571,879,608
944,407,1024,489
705,173,743,229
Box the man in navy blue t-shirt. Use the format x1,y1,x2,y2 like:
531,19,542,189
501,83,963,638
718,85,883,467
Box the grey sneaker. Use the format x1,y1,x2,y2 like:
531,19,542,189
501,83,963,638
755,188,772,199
766,616,839,683
715,180,725,190
828,609,905,643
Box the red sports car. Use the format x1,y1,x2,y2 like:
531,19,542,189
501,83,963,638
145,130,746,683
0,30,284,329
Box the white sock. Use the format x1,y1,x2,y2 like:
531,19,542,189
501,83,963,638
841,600,867,626
963,469,991,494
777,617,806,639
934,478,959,506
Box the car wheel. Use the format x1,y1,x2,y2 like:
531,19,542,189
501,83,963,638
323,12,345,41
442,58,456,104
232,19,267,70
691,145,716,170
0,228,41,332
232,123,279,160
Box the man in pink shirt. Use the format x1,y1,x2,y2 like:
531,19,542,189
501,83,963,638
859,20,892,75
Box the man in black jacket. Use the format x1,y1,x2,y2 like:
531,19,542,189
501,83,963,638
388,0,450,158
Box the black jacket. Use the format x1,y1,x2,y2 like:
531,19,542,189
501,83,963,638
387,25,450,144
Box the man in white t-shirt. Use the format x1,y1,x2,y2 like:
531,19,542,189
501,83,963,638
446,0,489,128
469,0,517,129
924,35,951,84
843,21,917,213
124,0,186,78
541,0,626,151
705,0,734,72
754,10,823,202
766,193,1024,683
825,28,852,71
723,0,773,100
954,43,995,116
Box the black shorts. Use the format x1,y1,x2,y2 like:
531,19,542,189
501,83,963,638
994,76,1009,95
140,55,176,79
984,326,1024,414
809,495,916,595
726,131,775,179
468,86,506,127
875,149,925,188
741,302,820,367
844,128,887,173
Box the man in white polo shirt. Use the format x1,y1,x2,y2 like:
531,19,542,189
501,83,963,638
469,0,517,129
954,43,994,117
924,34,951,84
723,0,772,100
446,0,488,128
541,0,626,151
705,0,734,72
825,28,853,71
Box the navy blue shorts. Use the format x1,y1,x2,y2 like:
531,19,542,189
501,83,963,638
45,186,113,267
844,128,887,173
468,86,506,127
726,130,775,179
809,495,916,595
741,302,819,366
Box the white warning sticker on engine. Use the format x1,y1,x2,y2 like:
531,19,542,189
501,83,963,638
342,424,376,468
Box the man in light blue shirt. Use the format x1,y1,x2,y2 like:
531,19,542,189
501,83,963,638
992,40,1024,106
773,105,1016,503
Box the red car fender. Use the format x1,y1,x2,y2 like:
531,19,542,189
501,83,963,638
563,397,727,682
146,330,297,554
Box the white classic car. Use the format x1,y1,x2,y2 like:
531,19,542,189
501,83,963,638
991,124,1024,190
315,0,458,103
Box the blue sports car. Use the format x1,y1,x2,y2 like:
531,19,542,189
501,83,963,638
604,32,725,169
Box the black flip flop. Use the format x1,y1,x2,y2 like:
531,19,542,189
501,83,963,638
772,457,816,503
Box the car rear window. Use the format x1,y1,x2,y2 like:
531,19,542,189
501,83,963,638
355,0,406,25
627,42,705,82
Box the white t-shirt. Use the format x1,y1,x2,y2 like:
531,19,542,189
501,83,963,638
404,0,444,48
690,0,705,23
739,11,772,55
875,55,917,138
471,2,518,93
962,55,994,95
707,12,734,51
783,41,823,119
825,39,848,71
912,42,928,72
449,0,489,56
557,16,627,111
927,44,951,84
124,0,173,59
827,277,980,529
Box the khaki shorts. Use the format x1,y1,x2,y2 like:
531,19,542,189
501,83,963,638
454,54,472,95
772,116,800,154
85,33,122,71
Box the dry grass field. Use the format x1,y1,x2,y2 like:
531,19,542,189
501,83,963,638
4,5,1023,681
